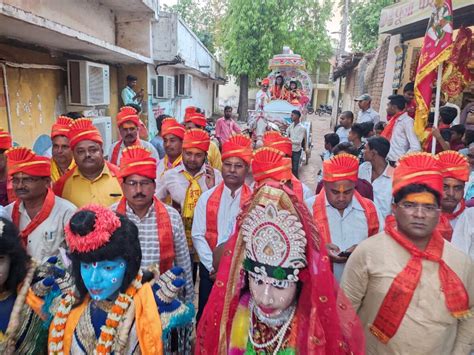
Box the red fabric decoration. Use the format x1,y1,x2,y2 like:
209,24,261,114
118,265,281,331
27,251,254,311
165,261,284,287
68,119,103,150
0,129,12,150
6,147,51,177
161,118,185,139
261,78,270,86
251,147,292,183
263,131,292,157
436,150,470,182
119,145,157,179
182,129,210,152
323,153,359,182
185,113,207,127
116,106,140,127
51,116,73,139
221,134,252,164
184,106,199,121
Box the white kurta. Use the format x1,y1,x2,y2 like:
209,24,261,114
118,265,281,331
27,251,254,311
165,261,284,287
386,112,421,162
107,139,159,166
451,207,474,260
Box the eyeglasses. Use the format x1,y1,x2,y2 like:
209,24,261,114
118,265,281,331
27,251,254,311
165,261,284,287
123,180,154,187
12,177,43,185
397,202,440,215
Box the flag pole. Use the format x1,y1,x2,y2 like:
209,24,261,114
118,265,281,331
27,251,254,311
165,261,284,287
431,63,443,155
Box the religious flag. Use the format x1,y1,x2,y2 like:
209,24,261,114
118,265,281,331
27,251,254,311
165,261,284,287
414,0,453,140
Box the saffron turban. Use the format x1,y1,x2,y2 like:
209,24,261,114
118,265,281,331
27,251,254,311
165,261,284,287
69,118,103,149
261,78,270,86
252,147,292,183
116,106,140,127
182,129,210,152
0,129,12,150
323,153,359,182
120,145,157,180
393,152,443,196
185,112,207,128
161,118,185,140
51,116,73,139
436,150,469,182
263,131,292,157
222,134,253,165
184,106,199,121
6,147,51,177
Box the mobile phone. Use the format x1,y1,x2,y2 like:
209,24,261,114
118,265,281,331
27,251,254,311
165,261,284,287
338,251,352,258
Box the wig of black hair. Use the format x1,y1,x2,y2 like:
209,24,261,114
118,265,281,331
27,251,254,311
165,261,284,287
393,184,441,206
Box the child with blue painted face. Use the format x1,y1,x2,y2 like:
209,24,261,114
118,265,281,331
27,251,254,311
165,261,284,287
49,205,194,354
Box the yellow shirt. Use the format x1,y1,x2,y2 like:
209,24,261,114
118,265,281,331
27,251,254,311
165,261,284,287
50,159,76,183
208,141,222,170
60,164,122,208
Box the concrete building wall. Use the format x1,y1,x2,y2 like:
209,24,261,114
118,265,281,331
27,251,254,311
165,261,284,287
116,12,153,58
152,12,177,60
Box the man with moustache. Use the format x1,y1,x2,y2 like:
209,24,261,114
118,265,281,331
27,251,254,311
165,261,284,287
156,117,185,184
108,106,159,166
5,147,76,260
53,118,122,207
111,146,193,302
50,116,75,182
192,134,252,321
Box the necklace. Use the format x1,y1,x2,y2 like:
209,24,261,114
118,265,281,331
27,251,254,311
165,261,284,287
253,301,295,328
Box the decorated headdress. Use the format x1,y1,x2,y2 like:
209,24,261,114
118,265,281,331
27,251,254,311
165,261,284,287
221,134,252,165
0,128,12,150
68,118,103,150
261,78,270,86
252,147,292,183
323,153,359,182
184,106,199,121
119,145,157,180
182,128,210,152
393,152,443,196
6,147,51,177
51,116,73,139
263,131,292,157
436,150,469,182
116,106,140,128
161,118,185,139
185,112,207,127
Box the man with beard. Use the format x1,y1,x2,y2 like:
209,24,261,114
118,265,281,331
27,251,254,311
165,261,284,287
5,147,76,260
192,134,252,321
156,117,185,184
108,106,158,166
53,119,122,207
50,116,75,182
111,145,194,303
215,106,241,145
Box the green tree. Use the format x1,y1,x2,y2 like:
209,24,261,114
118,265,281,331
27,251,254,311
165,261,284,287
349,0,394,52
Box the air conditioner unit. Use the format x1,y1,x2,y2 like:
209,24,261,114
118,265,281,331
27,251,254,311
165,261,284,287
156,75,175,99
67,60,110,106
176,73,192,97
91,116,112,153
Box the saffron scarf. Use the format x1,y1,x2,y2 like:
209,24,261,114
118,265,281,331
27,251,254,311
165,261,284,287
380,111,405,141
116,197,175,272
291,175,304,202
205,182,251,250
370,215,471,344
12,188,55,247
181,170,204,255
437,200,466,242
312,188,379,244
110,139,141,166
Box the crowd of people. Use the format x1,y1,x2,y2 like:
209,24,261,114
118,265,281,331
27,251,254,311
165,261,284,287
0,80,472,354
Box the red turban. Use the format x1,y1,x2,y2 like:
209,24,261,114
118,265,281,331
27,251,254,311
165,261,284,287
119,146,156,180
263,131,292,157
0,129,12,150
116,106,140,127
323,153,359,182
161,118,185,139
262,78,270,86
69,118,103,149
252,147,292,183
182,129,210,152
184,106,199,121
185,112,207,128
6,147,51,177
51,116,73,139
393,152,443,196
222,134,253,165
436,150,469,182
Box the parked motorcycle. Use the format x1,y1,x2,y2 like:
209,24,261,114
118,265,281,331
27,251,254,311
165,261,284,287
316,104,332,116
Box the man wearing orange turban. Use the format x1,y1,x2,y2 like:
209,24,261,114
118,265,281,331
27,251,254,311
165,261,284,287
0,128,13,206
5,147,76,260
192,134,252,321
108,106,159,166
183,107,222,170
50,116,76,183
255,78,271,111
157,129,223,280
306,153,382,281
156,118,185,184
341,152,473,354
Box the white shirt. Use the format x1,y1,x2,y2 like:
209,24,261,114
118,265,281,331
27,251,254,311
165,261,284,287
192,184,249,272
336,126,350,143
286,122,306,152
305,194,384,281
156,164,223,208
156,157,182,185
451,207,474,260
387,112,421,162
357,107,380,124
5,196,76,261
255,89,271,110
358,162,393,220
107,139,159,166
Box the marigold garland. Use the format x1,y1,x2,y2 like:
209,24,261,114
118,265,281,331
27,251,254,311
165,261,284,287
49,271,143,354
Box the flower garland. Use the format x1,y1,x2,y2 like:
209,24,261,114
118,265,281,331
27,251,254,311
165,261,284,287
49,271,143,354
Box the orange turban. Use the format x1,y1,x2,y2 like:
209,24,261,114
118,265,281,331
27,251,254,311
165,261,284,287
182,129,210,152
185,112,207,128
119,146,156,180
116,106,140,127
252,147,292,183
262,78,270,86
0,129,12,150
51,116,73,139
69,118,103,149
393,152,443,196
6,147,51,177
222,134,253,165
436,150,469,182
161,118,185,139
263,131,292,157
323,153,359,182
184,106,199,120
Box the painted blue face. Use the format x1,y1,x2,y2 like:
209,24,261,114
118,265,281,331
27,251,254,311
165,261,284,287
80,258,127,301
